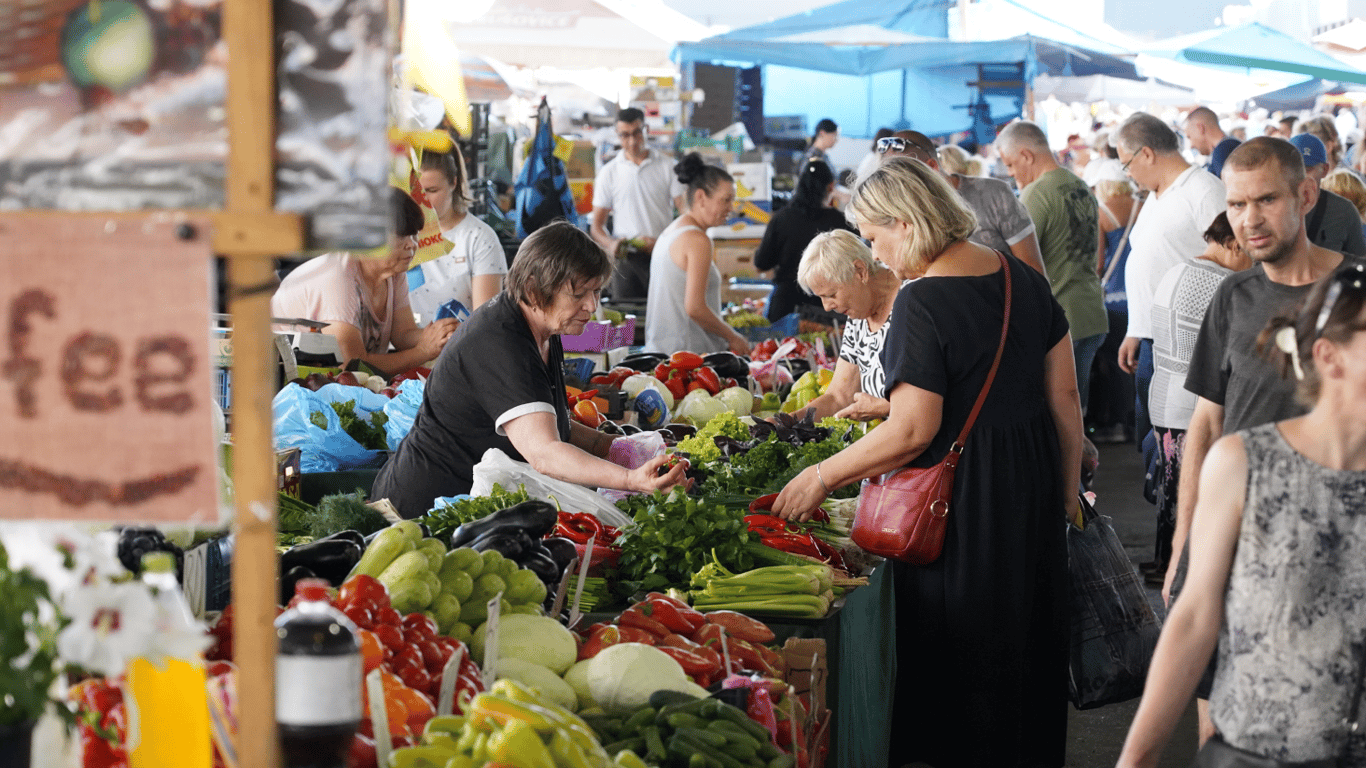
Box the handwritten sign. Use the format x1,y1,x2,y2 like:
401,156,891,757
0,215,220,522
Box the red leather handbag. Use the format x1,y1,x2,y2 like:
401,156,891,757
851,252,1013,564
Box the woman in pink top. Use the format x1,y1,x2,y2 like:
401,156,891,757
272,190,459,374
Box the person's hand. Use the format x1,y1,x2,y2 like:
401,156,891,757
628,454,689,493
1118,336,1141,374
771,465,828,523
418,318,460,359
728,331,751,357
834,393,891,422
641,235,657,255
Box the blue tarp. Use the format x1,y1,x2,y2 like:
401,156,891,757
1250,78,1349,112
1143,23,1366,86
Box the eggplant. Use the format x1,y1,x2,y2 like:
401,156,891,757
280,565,317,605
597,421,625,436
312,529,367,549
449,500,558,548
702,352,749,379
469,529,535,561
540,537,578,574
519,547,563,587
619,352,667,371
280,537,363,587
660,423,696,442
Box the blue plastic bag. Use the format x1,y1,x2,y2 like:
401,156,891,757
436,299,470,322
382,378,426,451
273,383,382,473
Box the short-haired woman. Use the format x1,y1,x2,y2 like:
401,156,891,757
272,189,460,374
753,159,855,321
796,229,902,421
409,146,507,321
801,118,839,171
643,153,751,356
1118,261,1366,768
372,220,687,518
773,157,1083,768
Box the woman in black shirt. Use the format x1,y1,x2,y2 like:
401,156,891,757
754,159,855,320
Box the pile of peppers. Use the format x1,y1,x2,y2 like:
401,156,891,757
744,515,847,573
554,511,620,545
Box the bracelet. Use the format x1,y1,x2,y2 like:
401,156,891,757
815,462,831,495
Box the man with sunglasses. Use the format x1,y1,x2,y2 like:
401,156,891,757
876,130,1046,276
1164,137,1350,744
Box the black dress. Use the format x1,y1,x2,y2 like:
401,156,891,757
880,254,1071,768
753,204,854,321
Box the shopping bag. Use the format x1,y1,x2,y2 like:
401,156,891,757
1067,494,1162,709
470,449,632,529
272,383,382,473
382,378,426,451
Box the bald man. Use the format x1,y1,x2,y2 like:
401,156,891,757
1184,106,1241,178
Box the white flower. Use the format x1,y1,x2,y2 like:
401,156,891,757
57,582,158,677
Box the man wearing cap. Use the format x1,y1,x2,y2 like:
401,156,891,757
1287,132,1366,257
1184,106,1241,179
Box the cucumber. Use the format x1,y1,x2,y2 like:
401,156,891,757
377,550,430,594
350,526,414,579
648,690,701,709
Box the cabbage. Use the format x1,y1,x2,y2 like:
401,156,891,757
495,658,580,711
677,395,727,426
585,643,694,714
715,386,754,416
563,659,598,710
678,388,712,411
622,374,674,410
471,614,578,674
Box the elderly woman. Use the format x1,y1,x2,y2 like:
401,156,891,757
272,189,459,374
643,154,751,356
372,221,687,518
796,229,902,421
773,157,1083,768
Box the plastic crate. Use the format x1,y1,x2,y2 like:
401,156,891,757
561,316,636,352
739,312,800,343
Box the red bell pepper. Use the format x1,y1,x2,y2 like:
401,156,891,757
641,597,705,634
703,610,776,644
653,362,672,381
659,633,723,671
578,624,621,660
619,605,671,638
692,366,722,395
663,376,687,402
644,593,706,631
669,351,705,371
615,626,658,645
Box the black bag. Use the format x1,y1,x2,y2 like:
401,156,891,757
1067,494,1163,709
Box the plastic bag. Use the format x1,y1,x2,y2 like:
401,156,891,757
600,431,668,504
470,448,632,529
1067,494,1162,709
272,383,381,473
382,378,426,451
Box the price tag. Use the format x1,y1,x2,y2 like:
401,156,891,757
481,591,503,690
567,535,595,629
550,556,579,619
437,643,465,716
366,668,390,768
720,630,733,677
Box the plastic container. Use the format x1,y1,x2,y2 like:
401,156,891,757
275,579,361,768
126,552,212,768
560,316,636,351
739,312,800,343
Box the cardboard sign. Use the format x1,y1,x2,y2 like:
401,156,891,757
0,214,220,523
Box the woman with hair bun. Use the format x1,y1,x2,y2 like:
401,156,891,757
643,153,751,355
754,159,855,320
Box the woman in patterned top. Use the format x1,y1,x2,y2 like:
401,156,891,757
796,229,904,421
1118,261,1366,768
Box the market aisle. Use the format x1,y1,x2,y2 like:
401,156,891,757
1063,441,1198,768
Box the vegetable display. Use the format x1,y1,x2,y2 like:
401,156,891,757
418,484,530,544
310,399,389,450
613,490,752,595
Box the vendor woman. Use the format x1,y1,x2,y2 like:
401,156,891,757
372,220,688,518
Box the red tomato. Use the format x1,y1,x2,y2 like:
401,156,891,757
357,630,385,675
398,665,432,693
373,624,404,652
374,607,401,627
417,640,445,673
356,719,374,739
433,638,458,664
348,733,378,768
343,603,374,631
393,646,423,673
401,614,438,642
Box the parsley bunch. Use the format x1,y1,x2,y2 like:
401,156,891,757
614,489,753,593
309,400,389,450
418,484,530,543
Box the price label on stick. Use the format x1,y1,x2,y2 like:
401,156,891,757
437,643,465,717
482,591,503,690
550,556,578,619
567,535,595,629
366,668,391,768
720,630,733,677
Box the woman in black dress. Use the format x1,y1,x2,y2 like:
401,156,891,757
754,159,855,321
773,157,1083,767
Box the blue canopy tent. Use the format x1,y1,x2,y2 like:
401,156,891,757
672,1,1142,141
1143,23,1366,86
1249,78,1350,112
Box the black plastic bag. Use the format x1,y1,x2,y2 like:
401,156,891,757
1067,495,1162,709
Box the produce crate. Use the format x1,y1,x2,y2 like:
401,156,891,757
739,312,799,343
560,316,636,352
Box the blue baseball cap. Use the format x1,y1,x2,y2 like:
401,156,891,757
1288,133,1327,168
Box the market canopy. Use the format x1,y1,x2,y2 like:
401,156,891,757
1248,78,1351,112
1142,23,1366,86
1032,73,1196,108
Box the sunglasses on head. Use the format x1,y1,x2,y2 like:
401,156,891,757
876,136,936,157
1315,262,1366,336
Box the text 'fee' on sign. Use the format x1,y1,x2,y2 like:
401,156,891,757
0,214,221,523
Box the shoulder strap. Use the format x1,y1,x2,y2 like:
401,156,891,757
1103,194,1143,284
949,252,1013,454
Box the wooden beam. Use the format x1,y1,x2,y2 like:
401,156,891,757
0,210,304,256
225,0,284,764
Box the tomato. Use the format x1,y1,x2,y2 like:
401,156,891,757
382,696,409,732
348,733,378,768
373,624,404,652
357,630,385,675
416,640,445,673
374,606,401,627
393,646,423,674
343,603,374,631
398,665,432,693
669,351,705,370
692,366,722,395
356,718,375,739
393,685,435,723
401,614,438,642
653,362,672,381
433,638,458,664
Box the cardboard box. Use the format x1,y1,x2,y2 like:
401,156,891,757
713,238,762,280
781,637,832,768
564,141,597,180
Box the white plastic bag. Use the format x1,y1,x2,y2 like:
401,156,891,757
470,449,633,529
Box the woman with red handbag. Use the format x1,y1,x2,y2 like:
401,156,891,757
773,156,1084,768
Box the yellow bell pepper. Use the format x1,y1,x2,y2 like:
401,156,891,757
468,693,555,733
613,750,650,768
549,730,593,768
488,720,556,768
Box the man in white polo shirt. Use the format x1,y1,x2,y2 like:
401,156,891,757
590,108,682,301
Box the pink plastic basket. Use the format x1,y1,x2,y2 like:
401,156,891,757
560,316,636,352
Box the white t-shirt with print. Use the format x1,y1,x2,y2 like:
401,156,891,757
407,214,507,323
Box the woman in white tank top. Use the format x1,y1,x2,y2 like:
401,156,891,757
643,154,752,356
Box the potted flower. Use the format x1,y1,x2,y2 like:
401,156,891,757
0,539,64,766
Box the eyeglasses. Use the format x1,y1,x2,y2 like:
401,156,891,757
1120,147,1145,174
876,136,936,158
1314,262,1366,336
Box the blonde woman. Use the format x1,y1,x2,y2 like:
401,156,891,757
936,143,981,177
1322,169,1366,223
773,157,1083,768
1298,115,1345,169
